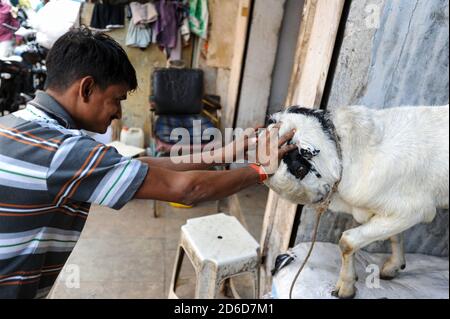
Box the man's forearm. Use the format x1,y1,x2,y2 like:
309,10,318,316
134,165,260,205
139,150,226,171
180,167,260,204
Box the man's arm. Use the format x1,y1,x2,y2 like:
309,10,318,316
138,155,223,172
134,166,260,205
139,129,257,171
134,126,296,205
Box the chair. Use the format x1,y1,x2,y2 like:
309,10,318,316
149,67,222,217
149,67,221,156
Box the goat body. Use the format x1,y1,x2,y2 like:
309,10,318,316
266,105,449,299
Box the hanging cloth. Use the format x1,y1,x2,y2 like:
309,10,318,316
129,1,158,25
188,0,208,39
154,0,178,53
126,22,152,48
90,3,125,32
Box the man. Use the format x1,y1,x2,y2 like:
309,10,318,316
0,27,296,298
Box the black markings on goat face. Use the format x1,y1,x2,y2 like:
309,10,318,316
286,106,335,142
300,147,320,160
283,141,322,180
283,148,311,180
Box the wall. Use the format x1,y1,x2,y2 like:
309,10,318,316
296,0,449,257
193,0,240,124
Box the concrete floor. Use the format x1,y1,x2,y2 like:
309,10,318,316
49,185,268,299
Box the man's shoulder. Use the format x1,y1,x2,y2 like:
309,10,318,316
1,112,72,144
0,112,86,168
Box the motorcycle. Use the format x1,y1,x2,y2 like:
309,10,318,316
0,18,47,116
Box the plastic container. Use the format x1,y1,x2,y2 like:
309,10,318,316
120,127,145,148
169,202,194,209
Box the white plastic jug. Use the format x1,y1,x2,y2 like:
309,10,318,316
120,127,145,148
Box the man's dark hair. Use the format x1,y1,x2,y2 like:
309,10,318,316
45,26,137,92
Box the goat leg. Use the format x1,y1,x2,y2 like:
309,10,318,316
381,234,406,280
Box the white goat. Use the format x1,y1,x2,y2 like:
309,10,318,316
266,105,449,299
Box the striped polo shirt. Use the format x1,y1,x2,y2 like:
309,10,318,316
0,91,148,298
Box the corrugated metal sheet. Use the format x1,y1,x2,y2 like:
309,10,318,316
326,0,449,109
361,0,449,107
297,0,449,257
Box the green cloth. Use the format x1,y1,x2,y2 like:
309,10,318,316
189,0,208,39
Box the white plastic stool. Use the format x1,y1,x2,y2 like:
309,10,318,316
168,213,260,299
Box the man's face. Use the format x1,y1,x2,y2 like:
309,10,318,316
81,83,129,133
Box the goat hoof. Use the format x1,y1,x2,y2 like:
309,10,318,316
331,286,356,299
381,260,404,279
339,292,356,299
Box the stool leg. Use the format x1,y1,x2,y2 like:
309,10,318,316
253,269,260,299
195,262,219,299
168,245,185,299
153,200,159,218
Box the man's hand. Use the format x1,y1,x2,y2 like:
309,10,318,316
219,126,260,163
218,124,296,168
254,123,297,175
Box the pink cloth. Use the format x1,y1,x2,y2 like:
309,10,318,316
0,3,19,42
129,2,158,25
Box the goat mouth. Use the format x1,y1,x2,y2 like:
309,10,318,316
312,187,332,204
312,196,325,204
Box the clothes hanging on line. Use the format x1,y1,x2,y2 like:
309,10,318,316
189,0,208,39
153,0,178,52
169,27,182,61
90,2,125,31
129,1,158,25
180,16,190,45
103,0,153,5
153,0,189,57
125,20,153,48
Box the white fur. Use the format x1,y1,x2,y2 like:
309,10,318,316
266,105,449,298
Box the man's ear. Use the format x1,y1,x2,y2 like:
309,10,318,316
79,76,96,103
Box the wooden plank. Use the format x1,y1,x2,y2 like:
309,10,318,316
260,0,346,295
289,0,346,107
222,0,253,130
235,0,286,130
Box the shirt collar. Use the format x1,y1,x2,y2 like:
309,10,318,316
28,90,78,129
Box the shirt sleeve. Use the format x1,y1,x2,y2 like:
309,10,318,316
47,136,148,210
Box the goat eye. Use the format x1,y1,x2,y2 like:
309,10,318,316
296,165,309,179
300,149,313,160
300,147,320,160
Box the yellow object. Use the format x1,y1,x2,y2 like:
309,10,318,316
169,202,194,209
